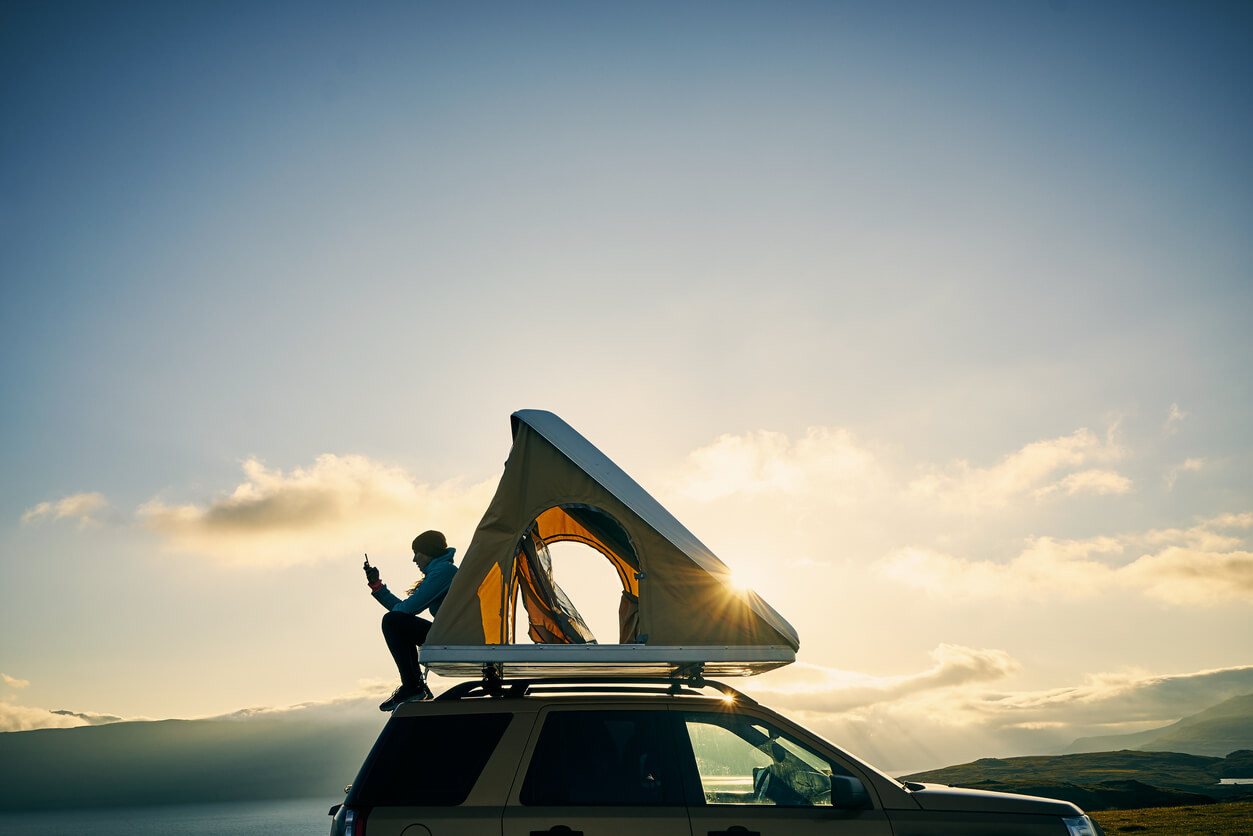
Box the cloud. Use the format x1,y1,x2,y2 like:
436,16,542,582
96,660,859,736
752,644,1020,714
1,674,30,689
0,702,89,732
1164,403,1188,436
1034,469,1132,498
671,424,1129,519
748,656,1253,772
21,492,110,527
671,427,887,504
971,664,1253,731
875,513,1253,605
1165,457,1205,490
906,427,1127,513
138,454,496,567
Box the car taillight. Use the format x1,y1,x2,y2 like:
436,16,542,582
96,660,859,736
342,806,369,836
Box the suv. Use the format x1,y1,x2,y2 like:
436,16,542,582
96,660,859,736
330,676,1103,836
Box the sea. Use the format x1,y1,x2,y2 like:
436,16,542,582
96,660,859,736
4,797,336,836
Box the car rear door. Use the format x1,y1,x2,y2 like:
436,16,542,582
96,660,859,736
502,704,692,836
677,708,895,836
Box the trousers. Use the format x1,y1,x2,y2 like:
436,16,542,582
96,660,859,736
382,610,433,687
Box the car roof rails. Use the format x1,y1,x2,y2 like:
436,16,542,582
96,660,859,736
436,667,757,705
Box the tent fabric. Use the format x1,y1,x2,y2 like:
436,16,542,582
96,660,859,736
425,410,800,653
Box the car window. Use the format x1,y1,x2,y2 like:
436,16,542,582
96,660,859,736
520,709,682,806
682,711,862,808
348,713,512,807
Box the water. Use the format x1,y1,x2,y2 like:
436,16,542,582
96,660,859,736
4,797,336,836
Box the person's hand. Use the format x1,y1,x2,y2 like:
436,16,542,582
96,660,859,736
363,560,380,585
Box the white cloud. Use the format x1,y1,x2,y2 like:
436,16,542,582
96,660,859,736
1123,547,1253,605
671,427,887,504
138,454,496,567
875,513,1253,605
21,492,109,527
748,658,1253,773
970,664,1253,730
906,427,1127,513
751,645,1020,714
671,424,1130,520
0,702,89,732
0,700,128,732
1034,469,1132,498
1164,403,1188,436
1,673,30,689
1165,457,1205,490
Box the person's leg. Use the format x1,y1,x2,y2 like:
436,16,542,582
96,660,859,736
381,611,432,687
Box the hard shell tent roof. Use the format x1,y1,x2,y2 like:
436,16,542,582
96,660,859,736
422,410,799,677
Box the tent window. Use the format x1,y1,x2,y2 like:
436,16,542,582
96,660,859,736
509,504,643,645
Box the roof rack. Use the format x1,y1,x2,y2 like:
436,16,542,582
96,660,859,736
421,644,794,679
435,670,757,704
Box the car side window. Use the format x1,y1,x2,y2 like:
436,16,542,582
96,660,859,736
682,711,866,808
348,713,512,807
520,709,682,806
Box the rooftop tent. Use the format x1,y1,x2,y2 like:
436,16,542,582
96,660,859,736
423,410,799,677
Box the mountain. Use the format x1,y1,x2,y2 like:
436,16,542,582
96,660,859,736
901,749,1253,811
1064,693,1253,757
0,701,386,812
903,693,1253,812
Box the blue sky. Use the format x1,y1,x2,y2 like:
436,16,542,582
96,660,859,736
2,0,1250,771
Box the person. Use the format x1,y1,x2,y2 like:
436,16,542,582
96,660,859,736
365,529,458,711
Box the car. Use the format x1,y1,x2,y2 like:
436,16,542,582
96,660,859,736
329,674,1104,836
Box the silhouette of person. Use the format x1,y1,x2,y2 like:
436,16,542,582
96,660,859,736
365,529,458,711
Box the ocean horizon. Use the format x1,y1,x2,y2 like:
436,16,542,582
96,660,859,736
5,797,337,836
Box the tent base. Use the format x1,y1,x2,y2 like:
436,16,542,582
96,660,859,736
421,643,795,678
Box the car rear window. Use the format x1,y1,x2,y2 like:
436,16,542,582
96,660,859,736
348,713,512,806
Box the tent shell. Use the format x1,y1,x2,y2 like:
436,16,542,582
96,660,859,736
422,410,799,677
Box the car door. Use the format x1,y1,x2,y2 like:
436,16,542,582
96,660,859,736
502,705,692,836
678,709,894,836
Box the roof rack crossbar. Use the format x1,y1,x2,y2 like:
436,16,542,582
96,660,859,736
435,673,756,704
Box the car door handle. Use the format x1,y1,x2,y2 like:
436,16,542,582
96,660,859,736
709,829,761,836
531,828,583,836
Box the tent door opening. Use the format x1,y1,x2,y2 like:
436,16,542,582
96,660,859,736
506,504,642,645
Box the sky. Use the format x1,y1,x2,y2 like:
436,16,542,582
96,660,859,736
1,0,1250,773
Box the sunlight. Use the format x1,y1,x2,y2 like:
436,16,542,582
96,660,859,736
727,568,758,594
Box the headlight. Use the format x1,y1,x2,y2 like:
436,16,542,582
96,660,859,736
1062,815,1099,836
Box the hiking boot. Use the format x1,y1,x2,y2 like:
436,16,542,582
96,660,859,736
378,684,422,712
378,682,435,711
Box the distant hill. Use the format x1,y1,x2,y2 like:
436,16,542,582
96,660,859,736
0,701,385,812
902,749,1253,811
1064,693,1253,757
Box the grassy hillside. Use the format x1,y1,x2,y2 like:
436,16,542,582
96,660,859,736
0,709,384,811
902,750,1253,811
1093,801,1253,836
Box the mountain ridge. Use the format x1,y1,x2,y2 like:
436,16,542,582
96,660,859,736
1063,693,1253,756
0,700,386,811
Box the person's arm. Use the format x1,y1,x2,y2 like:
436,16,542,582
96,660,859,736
365,559,403,610
370,583,404,611
392,560,455,616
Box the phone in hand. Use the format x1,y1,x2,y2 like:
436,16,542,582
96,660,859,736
363,553,371,569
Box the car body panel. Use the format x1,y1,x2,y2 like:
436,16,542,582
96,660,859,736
332,682,1093,836
909,783,1078,815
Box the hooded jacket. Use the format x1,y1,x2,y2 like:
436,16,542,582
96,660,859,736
371,548,458,617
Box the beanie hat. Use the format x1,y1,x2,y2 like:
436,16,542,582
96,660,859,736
413,530,448,557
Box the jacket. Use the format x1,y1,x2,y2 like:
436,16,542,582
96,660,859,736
371,548,458,617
